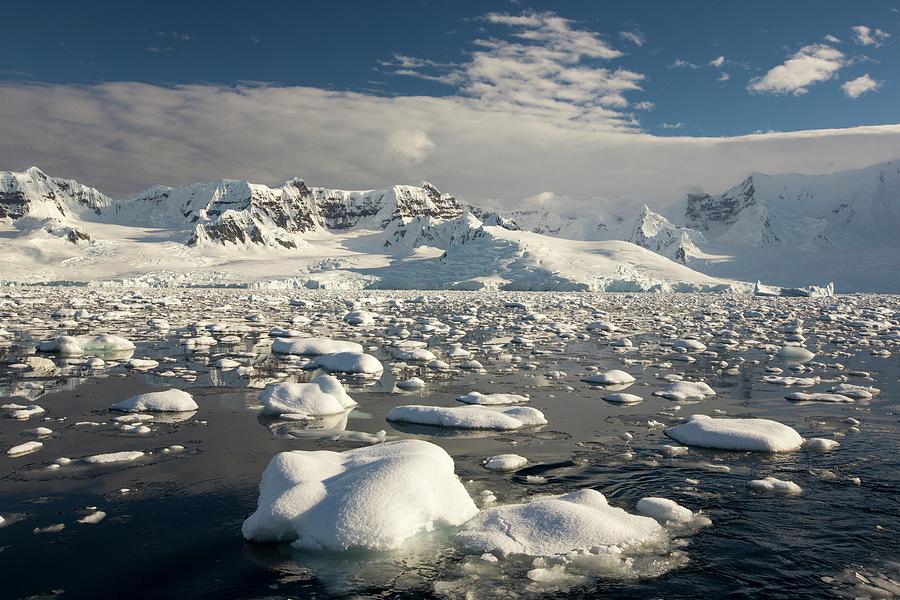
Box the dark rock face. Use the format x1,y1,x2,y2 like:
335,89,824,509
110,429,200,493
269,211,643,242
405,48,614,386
686,176,757,231
0,190,28,220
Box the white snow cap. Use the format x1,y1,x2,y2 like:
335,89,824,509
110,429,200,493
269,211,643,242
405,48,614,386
665,414,803,452
458,489,664,556
111,389,198,412
260,375,357,417
457,391,529,405
313,351,383,375
242,440,478,551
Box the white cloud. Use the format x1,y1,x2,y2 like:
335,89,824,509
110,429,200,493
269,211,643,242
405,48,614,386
634,100,655,110
661,122,684,129
852,25,890,47
842,74,881,98
385,11,644,129
824,34,842,44
668,58,700,69
717,72,731,82
748,44,846,95
1,82,899,213
619,30,645,46
709,56,725,67
385,129,436,166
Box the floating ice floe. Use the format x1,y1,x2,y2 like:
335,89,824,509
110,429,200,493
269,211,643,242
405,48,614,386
7,440,43,457
260,376,357,417
396,377,425,390
483,454,528,471
652,381,716,401
456,391,529,405
805,438,840,451
784,392,855,403
581,369,636,385
83,451,146,464
457,489,664,557
36,334,135,356
111,389,198,412
241,439,478,551
271,337,363,355
313,351,383,375
776,345,816,363
635,497,696,524
747,477,802,494
665,415,803,452
602,393,643,404
386,405,547,430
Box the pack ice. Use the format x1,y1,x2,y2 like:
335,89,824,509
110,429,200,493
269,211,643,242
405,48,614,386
241,440,478,551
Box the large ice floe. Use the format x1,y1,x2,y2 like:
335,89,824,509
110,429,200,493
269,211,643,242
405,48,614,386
386,405,547,430
110,389,198,412
270,337,363,355
665,415,803,452
260,375,357,417
457,490,665,556
241,440,478,551
312,351,383,375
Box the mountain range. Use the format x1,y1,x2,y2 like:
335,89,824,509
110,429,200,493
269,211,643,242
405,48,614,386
1,161,898,291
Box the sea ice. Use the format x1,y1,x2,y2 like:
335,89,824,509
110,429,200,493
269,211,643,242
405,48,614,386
313,352,383,375
271,337,363,355
387,405,547,430
652,381,716,401
747,477,803,494
260,376,357,417
457,391,529,405
111,389,198,412
581,370,636,385
457,489,664,557
241,439,478,551
665,415,803,452
483,454,528,471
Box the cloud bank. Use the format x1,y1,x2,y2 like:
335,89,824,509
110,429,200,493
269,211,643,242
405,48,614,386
1,81,899,212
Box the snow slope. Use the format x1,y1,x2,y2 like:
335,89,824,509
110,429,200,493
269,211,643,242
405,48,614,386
679,161,900,291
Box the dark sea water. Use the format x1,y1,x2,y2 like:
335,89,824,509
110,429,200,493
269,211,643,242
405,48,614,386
1,290,898,599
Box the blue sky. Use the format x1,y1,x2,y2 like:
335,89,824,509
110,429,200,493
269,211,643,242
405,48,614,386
1,1,900,208
4,0,898,135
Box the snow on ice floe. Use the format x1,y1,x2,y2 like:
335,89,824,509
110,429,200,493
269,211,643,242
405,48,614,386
785,391,855,403
271,337,363,355
457,489,664,557
260,376,357,417
387,405,547,430
111,389,198,412
83,451,146,464
635,497,700,525
313,351,383,375
581,369,636,385
747,477,803,494
776,345,816,363
652,381,716,401
483,454,528,471
602,393,643,404
7,440,43,457
36,334,135,357
241,439,478,551
805,438,840,451
665,415,803,452
457,391,529,405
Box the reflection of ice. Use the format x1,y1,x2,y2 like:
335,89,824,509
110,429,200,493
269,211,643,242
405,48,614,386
267,410,390,444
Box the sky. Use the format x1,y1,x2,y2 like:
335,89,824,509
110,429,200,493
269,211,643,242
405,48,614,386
2,0,900,213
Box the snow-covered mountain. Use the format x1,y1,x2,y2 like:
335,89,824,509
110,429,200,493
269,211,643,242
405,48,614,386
0,167,737,291
678,161,900,291
469,204,704,263
1,161,896,291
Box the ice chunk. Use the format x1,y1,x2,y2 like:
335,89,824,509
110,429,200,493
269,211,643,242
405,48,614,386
748,477,802,494
636,497,694,524
483,454,528,471
111,389,198,412
83,451,146,464
260,376,357,417
7,441,43,457
241,439,478,551
457,391,529,405
581,370,635,385
776,346,815,363
602,393,643,404
457,489,663,556
665,415,803,452
387,405,547,430
653,381,716,401
805,438,840,451
271,337,363,356
313,352,383,375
